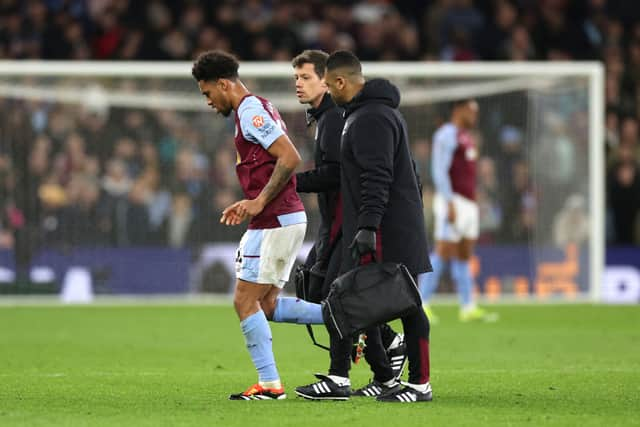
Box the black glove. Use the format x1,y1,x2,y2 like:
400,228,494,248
349,228,376,263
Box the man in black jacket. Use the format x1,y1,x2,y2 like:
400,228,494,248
292,50,408,391
295,51,433,403
292,49,343,302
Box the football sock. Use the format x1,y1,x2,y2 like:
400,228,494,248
451,259,473,308
419,254,448,302
405,382,431,393
240,310,279,382
328,375,350,386
259,379,282,389
273,297,323,324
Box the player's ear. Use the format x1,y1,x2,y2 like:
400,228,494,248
217,78,230,91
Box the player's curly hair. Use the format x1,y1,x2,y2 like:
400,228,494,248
192,50,239,82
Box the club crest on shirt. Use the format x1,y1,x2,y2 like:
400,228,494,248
252,115,265,128
458,131,477,161
465,147,478,161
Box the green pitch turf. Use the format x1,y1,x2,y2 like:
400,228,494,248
0,304,639,426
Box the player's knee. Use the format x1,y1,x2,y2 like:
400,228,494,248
456,247,473,261
259,297,277,320
436,241,456,260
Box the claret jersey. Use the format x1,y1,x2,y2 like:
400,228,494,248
233,94,305,229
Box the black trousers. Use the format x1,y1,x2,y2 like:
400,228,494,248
307,239,409,382
304,237,343,304
327,276,431,384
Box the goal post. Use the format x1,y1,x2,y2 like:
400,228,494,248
0,61,604,302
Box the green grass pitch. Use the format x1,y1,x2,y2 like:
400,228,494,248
0,304,639,426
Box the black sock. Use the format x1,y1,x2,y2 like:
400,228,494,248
401,308,431,384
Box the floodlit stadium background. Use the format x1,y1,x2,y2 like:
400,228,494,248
1,2,639,426
2,0,639,302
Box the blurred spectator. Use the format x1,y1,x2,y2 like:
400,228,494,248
496,125,524,186
159,192,194,248
552,194,589,248
607,144,640,245
440,0,484,60
484,0,517,59
476,157,502,243
123,178,152,246
501,159,536,242
503,24,536,61
412,138,431,185
605,108,620,154
0,0,637,247
188,188,244,245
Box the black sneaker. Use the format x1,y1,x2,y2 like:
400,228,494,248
352,379,401,397
376,383,433,403
387,333,407,380
295,374,351,401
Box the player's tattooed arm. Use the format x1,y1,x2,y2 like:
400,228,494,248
231,135,301,220
259,161,295,205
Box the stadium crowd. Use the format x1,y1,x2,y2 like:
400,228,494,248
0,0,639,253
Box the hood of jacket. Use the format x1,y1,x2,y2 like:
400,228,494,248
343,78,400,117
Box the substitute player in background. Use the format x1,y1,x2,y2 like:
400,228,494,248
419,99,497,322
192,50,324,400
292,49,407,389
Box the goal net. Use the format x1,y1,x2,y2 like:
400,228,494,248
0,61,603,301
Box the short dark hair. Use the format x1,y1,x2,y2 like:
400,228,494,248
449,98,475,116
292,49,329,78
326,50,362,75
452,98,475,108
192,50,239,82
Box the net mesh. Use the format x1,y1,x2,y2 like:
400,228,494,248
0,67,592,298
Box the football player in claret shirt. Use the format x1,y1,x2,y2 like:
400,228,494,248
420,99,497,323
192,50,324,400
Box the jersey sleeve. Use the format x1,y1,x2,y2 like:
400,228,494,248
431,126,457,200
238,98,285,150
